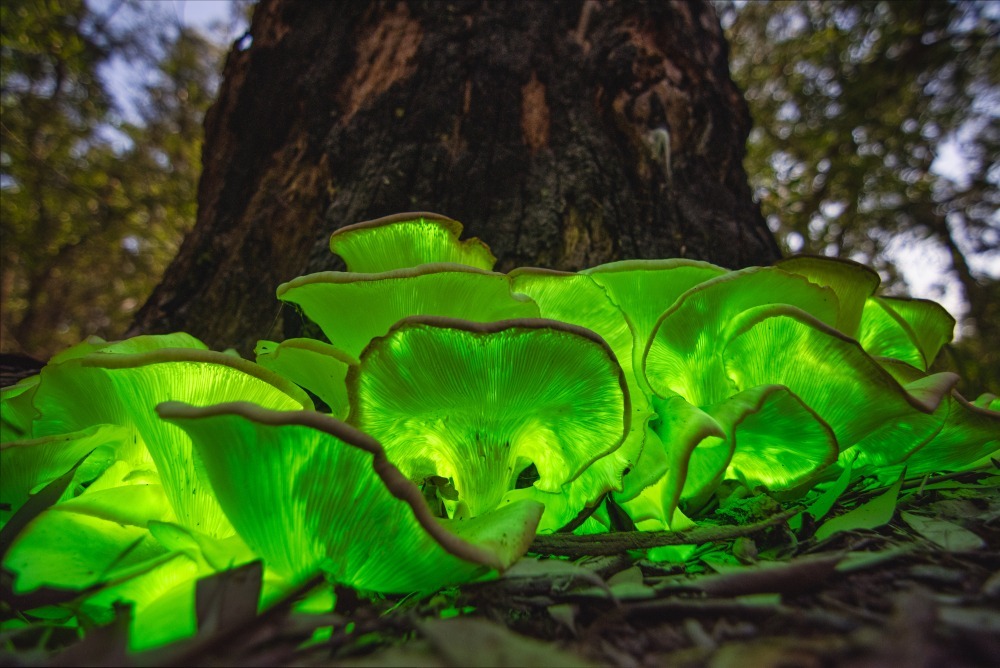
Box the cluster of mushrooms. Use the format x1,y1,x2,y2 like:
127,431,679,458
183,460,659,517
1,212,997,650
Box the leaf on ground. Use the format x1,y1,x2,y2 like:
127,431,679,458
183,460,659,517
565,565,656,602
900,511,985,551
790,456,854,532
500,556,609,593
938,606,1000,634
814,474,904,542
195,559,264,635
834,544,916,573
547,603,578,635
335,640,448,667
418,617,596,667
682,554,843,597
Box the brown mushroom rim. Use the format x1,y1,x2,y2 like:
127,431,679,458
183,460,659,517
154,401,525,571
346,315,633,482
76,348,315,410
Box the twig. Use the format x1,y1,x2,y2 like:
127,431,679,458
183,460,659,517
529,507,802,557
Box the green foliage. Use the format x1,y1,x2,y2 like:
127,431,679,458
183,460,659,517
1,214,996,655
0,0,222,357
721,0,1000,395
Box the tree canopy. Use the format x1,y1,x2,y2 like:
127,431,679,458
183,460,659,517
0,0,225,357
722,0,999,393
2,0,997,393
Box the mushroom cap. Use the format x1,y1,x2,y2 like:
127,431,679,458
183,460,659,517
1,376,40,443
707,384,839,491
776,255,881,336
278,264,538,359
5,484,176,594
892,395,999,478
582,259,726,359
28,348,312,538
644,266,839,406
348,316,630,519
509,268,633,376
723,305,953,450
329,212,496,272
0,425,125,526
255,338,356,418
845,388,999,481
159,401,544,593
858,296,955,371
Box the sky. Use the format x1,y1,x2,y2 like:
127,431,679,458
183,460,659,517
87,0,991,330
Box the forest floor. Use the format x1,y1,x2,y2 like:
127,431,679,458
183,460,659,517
33,467,996,668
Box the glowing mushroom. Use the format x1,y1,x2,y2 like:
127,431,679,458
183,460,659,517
158,401,545,593
347,316,630,523
857,296,955,371
277,264,538,359
28,348,312,538
329,212,496,272
255,338,356,418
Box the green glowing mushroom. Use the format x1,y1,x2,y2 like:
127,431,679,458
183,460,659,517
507,262,725,529
28,348,312,538
722,305,956,453
841,356,999,478
4,480,257,651
0,425,124,526
634,267,842,516
0,333,209,443
644,266,840,406
638,384,839,522
255,338,356,417
277,264,539,359
0,376,40,442
507,268,644,529
775,255,881,336
158,401,545,592
858,296,955,371
329,212,496,272
579,260,729,505
348,316,630,523
5,484,176,593
582,259,727,388
621,394,725,526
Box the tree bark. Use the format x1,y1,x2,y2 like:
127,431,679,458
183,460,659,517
129,0,779,354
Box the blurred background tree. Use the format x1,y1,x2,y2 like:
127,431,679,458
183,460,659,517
0,0,227,356
1,0,996,395
721,0,999,394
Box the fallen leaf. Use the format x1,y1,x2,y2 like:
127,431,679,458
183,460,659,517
418,617,596,667
790,456,854,532
900,511,985,551
814,474,903,542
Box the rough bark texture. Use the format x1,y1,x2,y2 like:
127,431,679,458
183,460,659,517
129,0,780,353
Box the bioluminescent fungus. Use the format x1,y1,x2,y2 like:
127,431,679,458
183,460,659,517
329,211,496,272
277,264,538,359
254,338,356,418
2,212,997,655
27,348,312,537
858,295,956,371
159,401,544,592
347,316,630,523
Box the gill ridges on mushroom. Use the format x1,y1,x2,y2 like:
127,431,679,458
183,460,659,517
1,211,997,656
346,316,630,526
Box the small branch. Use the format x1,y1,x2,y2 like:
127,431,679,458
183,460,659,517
529,507,801,557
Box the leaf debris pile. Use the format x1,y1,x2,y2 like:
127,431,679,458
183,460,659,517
4,468,996,667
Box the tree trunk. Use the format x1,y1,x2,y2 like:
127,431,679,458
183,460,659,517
128,0,779,354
